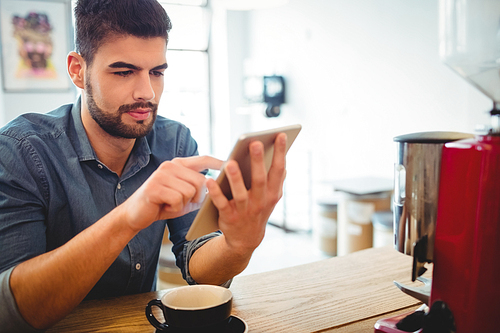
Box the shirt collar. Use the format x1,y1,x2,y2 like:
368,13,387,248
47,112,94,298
70,96,96,162
122,135,151,179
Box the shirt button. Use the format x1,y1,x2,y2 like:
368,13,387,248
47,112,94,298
117,183,122,190
135,263,141,270
97,164,103,169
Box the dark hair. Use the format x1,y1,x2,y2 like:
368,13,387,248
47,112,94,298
74,0,172,65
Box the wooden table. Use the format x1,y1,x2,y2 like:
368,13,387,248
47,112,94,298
48,246,431,332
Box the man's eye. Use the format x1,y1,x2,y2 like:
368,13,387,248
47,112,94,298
114,70,133,77
151,71,165,77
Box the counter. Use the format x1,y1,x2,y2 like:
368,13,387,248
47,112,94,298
48,246,430,332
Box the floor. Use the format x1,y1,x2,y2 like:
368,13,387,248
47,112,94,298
157,223,332,289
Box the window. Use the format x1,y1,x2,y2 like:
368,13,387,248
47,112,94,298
160,1,212,155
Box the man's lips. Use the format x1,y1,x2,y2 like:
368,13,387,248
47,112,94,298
126,108,151,121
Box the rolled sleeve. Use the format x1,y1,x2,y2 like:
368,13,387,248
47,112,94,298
182,232,232,288
0,267,43,333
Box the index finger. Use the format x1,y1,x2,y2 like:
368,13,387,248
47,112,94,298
172,155,224,172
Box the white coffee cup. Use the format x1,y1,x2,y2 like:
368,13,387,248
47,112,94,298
146,284,233,332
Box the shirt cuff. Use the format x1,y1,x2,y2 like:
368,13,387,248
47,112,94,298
0,267,44,333
182,232,232,288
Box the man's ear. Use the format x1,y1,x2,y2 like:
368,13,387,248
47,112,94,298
67,51,86,89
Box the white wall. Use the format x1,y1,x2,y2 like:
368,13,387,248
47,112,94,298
225,0,492,188
0,91,76,126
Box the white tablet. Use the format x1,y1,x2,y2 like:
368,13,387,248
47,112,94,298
185,124,302,241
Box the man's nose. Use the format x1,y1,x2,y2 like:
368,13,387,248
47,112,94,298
133,73,155,102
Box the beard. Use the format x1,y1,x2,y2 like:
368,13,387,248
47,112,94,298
84,78,158,139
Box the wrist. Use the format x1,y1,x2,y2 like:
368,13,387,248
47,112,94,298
189,235,253,285
96,203,140,242
220,235,255,263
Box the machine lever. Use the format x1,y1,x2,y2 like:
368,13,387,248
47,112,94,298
394,276,432,305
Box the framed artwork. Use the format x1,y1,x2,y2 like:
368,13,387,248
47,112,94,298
0,0,73,92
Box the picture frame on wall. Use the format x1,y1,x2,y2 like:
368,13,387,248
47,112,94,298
0,0,73,92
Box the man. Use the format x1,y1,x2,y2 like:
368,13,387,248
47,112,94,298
0,0,287,331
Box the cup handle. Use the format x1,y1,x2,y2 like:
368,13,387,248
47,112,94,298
145,299,170,331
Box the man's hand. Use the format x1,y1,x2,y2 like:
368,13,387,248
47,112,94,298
121,155,223,233
189,133,288,285
211,133,287,254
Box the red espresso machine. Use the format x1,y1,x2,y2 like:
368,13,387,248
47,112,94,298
431,0,500,329
376,0,500,332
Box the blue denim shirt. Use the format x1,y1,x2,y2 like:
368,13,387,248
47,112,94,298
0,98,224,332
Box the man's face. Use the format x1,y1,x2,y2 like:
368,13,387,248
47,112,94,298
82,36,168,139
